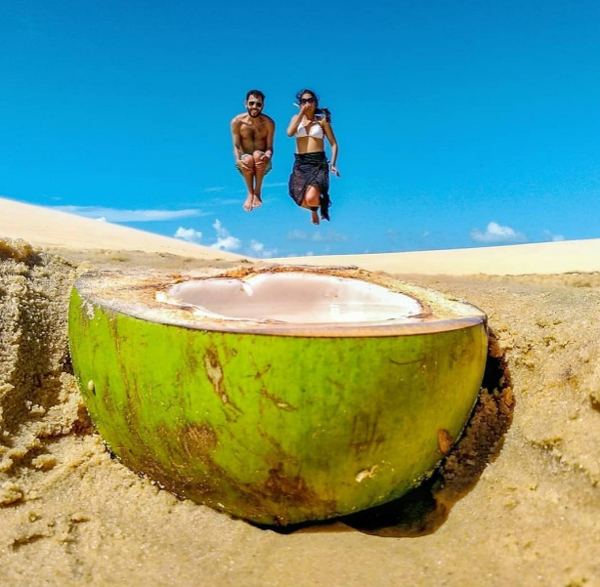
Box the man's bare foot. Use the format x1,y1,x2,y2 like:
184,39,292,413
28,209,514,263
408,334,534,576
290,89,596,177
311,210,320,225
243,194,253,212
252,194,263,208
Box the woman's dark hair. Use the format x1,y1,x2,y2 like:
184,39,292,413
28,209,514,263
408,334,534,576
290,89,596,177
296,89,331,123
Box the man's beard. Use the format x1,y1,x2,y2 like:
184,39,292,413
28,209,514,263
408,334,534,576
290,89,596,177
247,108,262,118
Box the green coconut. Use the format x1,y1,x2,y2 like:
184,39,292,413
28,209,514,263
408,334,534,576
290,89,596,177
68,265,488,526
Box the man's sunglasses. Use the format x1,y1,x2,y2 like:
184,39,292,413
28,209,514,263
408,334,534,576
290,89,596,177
248,101,263,107
300,98,316,104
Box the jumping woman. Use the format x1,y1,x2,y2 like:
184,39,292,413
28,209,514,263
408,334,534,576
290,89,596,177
287,89,339,225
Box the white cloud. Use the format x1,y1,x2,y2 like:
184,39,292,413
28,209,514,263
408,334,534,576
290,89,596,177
313,231,346,243
470,221,526,244
543,230,565,242
56,206,206,222
286,229,347,243
174,227,203,243
210,219,242,252
54,205,206,222
211,235,241,252
249,239,278,258
287,229,309,241
176,219,277,258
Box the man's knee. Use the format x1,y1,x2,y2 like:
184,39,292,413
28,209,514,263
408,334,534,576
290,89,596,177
253,151,267,171
239,158,255,175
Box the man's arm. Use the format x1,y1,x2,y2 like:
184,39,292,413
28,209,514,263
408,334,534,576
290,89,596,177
264,118,275,160
231,117,243,162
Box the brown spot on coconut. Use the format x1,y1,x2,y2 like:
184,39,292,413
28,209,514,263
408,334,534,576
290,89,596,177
438,429,454,455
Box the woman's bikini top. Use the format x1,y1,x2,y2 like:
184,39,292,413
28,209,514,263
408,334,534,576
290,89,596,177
296,118,324,139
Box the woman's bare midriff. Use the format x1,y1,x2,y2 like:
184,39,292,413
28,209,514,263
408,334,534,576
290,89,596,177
295,136,325,154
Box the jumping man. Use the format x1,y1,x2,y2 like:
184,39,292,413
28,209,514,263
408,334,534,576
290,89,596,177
230,90,275,211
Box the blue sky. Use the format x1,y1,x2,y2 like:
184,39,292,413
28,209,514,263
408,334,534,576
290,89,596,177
1,1,599,258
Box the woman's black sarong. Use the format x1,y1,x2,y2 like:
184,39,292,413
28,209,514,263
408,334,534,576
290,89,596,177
288,151,332,221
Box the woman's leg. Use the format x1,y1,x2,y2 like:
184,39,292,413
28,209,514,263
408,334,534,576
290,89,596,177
302,185,321,225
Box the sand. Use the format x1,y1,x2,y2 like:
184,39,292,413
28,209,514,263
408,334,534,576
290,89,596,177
0,196,246,263
276,238,600,276
1,197,599,586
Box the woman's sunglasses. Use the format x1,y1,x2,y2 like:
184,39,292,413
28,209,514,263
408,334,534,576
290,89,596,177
300,98,316,104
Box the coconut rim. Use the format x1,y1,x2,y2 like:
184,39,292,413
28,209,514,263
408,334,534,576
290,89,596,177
72,266,488,338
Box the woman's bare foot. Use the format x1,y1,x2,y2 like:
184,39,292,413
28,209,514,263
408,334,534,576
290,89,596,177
243,194,254,212
252,193,263,208
311,210,320,225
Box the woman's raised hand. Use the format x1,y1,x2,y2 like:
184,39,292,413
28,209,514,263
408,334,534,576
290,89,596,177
298,102,312,117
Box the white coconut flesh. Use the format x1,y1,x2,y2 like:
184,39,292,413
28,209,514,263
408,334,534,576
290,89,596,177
78,268,486,337
163,272,423,324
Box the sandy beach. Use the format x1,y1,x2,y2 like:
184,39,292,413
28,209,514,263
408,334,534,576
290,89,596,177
1,197,599,586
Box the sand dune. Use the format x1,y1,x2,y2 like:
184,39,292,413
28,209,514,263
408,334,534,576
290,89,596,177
0,196,245,261
1,197,599,586
3,195,600,274
278,238,600,275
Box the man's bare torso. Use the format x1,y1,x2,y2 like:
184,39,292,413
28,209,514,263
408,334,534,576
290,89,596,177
232,113,274,154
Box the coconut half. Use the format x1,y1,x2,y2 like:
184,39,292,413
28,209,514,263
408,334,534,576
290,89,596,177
68,265,488,526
